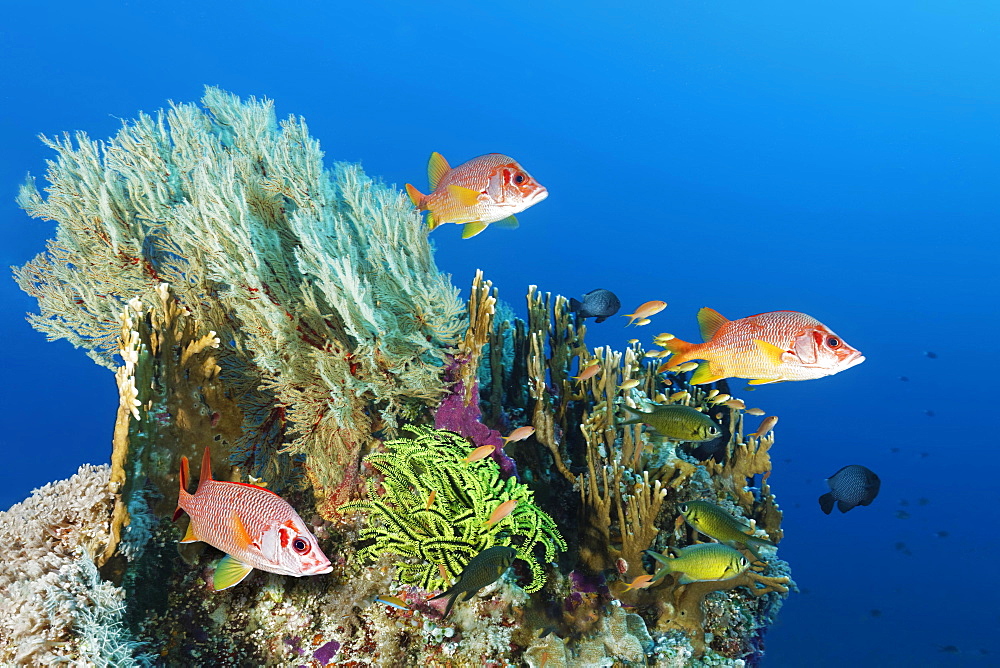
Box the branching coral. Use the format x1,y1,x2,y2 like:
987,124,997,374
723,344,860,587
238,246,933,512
338,425,566,593
14,87,464,509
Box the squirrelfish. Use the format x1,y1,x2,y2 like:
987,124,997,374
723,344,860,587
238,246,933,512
405,152,547,239
819,465,881,514
660,308,864,385
646,543,749,584
174,448,332,590
428,546,517,616
679,500,776,561
623,300,667,326
619,403,720,442
569,288,621,323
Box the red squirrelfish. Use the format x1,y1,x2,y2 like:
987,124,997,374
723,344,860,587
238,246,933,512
661,308,864,385
174,447,332,590
405,152,548,239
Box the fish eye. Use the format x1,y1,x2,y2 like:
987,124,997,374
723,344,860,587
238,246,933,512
679,503,688,513
514,173,525,184
709,427,720,436
827,337,840,348
292,537,310,554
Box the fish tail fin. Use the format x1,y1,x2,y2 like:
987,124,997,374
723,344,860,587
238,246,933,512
569,297,582,313
660,337,698,369
617,404,643,426
172,455,191,521
747,534,777,548
818,492,835,515
405,183,425,209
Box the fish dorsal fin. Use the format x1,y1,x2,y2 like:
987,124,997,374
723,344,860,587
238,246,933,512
491,215,519,230
428,152,451,190
197,446,214,491
447,184,482,208
229,510,254,550
462,221,490,239
179,520,200,544
754,339,786,366
697,307,729,342
213,555,254,591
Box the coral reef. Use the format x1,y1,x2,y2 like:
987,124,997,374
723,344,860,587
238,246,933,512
0,464,150,665
5,89,795,665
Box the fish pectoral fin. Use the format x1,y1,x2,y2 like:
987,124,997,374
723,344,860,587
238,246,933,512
213,555,254,591
461,221,490,239
491,215,519,230
427,152,451,190
753,339,787,366
179,520,200,544
447,184,483,207
229,511,254,550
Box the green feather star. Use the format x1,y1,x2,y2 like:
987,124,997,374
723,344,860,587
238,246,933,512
339,425,565,593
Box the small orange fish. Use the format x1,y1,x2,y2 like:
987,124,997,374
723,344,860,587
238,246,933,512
464,444,496,463
745,408,766,416
751,415,779,438
405,152,548,239
425,490,437,510
619,379,640,390
621,573,655,592
573,363,601,381
483,499,518,528
661,308,864,385
623,300,667,326
502,426,535,444
174,448,332,590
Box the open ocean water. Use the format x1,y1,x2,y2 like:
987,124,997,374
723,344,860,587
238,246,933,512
1,2,997,665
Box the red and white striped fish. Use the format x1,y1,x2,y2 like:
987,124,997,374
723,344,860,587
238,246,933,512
405,152,548,239
173,447,332,590
661,308,864,385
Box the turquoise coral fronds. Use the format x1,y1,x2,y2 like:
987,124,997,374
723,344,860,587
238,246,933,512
339,426,566,593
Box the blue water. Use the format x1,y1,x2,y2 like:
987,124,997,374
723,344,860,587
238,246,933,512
2,2,997,665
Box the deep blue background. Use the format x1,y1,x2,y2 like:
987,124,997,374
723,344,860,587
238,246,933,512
2,2,997,665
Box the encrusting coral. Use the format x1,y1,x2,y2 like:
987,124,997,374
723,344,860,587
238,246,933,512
5,89,796,665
